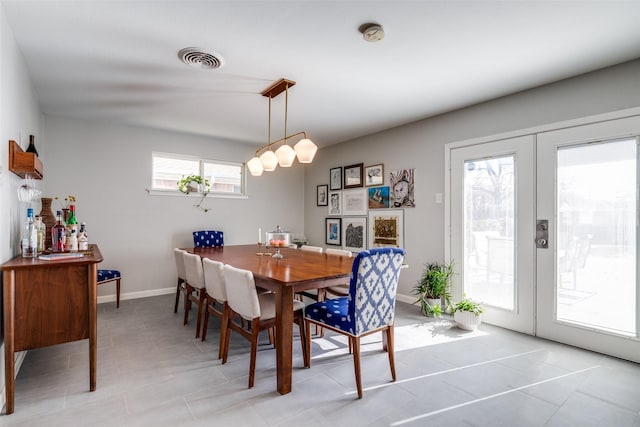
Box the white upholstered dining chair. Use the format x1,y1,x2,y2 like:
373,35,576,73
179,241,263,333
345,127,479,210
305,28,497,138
200,258,229,359
300,245,323,253
182,252,207,339
222,264,309,388
173,248,188,314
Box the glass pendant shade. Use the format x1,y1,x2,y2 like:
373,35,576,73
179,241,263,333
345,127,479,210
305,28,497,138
259,150,278,171
294,138,318,163
276,144,296,167
247,156,264,176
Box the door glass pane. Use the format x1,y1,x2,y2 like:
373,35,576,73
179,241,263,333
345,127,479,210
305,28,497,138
556,139,637,335
463,155,515,310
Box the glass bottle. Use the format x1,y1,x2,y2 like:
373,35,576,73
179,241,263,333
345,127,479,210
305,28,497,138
25,134,39,157
34,215,45,254
22,208,37,258
78,222,89,251
67,204,77,226
51,210,66,252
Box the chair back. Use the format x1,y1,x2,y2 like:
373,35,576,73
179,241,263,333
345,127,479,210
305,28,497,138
193,230,224,247
224,264,260,320
203,258,226,302
348,248,405,335
183,252,205,290
300,245,323,253
174,248,187,280
325,248,352,257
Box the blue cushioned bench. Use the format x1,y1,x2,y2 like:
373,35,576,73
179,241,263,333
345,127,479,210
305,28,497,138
97,269,121,308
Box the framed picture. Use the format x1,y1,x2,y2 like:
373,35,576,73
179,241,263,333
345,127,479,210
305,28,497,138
368,209,404,249
330,167,343,190
342,189,368,215
317,184,328,206
343,163,364,189
342,217,367,252
368,186,390,209
325,217,342,246
328,191,342,215
365,164,384,186
390,168,415,208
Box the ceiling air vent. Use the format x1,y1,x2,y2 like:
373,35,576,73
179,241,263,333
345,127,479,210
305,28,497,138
178,47,225,70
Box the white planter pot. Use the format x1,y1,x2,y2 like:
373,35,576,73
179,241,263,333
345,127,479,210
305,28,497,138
427,298,441,309
454,311,482,331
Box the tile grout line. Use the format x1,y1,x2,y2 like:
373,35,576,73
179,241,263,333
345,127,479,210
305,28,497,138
389,365,601,426
345,348,545,395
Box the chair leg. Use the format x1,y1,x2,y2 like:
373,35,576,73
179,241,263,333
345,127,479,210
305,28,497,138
295,312,309,368
305,320,312,368
195,290,206,339
174,279,182,313
218,303,229,360
116,278,121,309
351,336,363,399
201,299,210,342
222,313,233,364
183,284,191,326
248,319,259,388
386,326,396,382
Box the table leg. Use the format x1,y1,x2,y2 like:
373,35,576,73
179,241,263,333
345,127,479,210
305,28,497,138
275,285,294,394
3,270,15,414
89,264,97,392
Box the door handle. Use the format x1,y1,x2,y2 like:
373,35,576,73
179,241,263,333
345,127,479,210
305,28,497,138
536,220,548,248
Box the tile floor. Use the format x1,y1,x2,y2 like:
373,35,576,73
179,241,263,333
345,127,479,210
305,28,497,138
2,294,640,426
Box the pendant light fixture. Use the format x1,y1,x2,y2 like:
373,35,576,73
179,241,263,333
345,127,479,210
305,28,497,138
247,78,318,176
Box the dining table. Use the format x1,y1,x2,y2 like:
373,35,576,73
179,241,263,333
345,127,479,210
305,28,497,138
188,244,354,395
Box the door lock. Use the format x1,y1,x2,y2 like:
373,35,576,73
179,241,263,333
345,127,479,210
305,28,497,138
536,220,548,248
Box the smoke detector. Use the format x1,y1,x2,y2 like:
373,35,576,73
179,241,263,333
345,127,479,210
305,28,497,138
361,24,385,42
178,47,225,70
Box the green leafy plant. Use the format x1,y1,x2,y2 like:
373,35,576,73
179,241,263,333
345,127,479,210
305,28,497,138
413,262,454,317
452,295,484,316
177,174,212,213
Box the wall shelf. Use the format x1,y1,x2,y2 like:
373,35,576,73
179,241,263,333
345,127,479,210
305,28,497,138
8,140,43,179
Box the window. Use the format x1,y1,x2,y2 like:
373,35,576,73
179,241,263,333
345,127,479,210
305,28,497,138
151,152,246,197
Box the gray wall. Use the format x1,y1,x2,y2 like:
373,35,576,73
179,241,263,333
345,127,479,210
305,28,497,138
304,59,640,303
43,116,306,300
0,3,43,408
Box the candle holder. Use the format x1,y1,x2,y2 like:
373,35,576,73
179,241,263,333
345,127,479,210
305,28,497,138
256,242,268,256
272,247,284,259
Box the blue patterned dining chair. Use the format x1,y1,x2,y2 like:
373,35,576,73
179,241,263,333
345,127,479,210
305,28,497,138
193,230,224,248
304,247,405,398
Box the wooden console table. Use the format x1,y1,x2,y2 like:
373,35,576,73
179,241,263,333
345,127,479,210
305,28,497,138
1,245,103,414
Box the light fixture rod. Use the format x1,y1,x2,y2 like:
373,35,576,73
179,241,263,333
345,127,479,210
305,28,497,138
254,131,308,156
284,84,288,143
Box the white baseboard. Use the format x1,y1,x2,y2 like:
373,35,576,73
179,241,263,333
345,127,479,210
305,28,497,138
396,292,415,305
97,287,175,305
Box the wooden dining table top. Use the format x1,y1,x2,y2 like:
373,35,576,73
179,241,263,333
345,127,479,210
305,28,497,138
189,244,354,291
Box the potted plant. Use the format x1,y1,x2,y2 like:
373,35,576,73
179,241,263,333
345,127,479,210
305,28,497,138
413,262,454,317
452,296,484,330
177,175,212,212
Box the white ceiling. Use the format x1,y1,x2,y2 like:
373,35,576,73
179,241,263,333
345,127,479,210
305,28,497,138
4,1,640,149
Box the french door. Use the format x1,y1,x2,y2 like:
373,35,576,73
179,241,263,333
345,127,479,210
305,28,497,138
449,116,640,362
450,135,536,335
537,116,640,362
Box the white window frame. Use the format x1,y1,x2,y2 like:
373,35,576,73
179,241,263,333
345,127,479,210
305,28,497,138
149,151,247,199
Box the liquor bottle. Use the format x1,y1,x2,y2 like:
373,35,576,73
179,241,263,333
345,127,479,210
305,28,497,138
78,222,89,251
68,228,78,252
51,210,66,252
34,215,45,254
67,204,77,227
21,208,37,258
25,134,39,157
65,204,78,249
